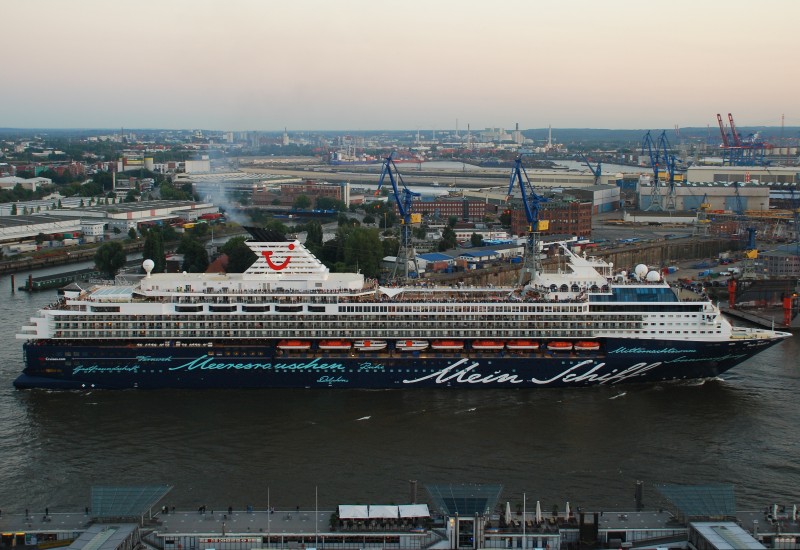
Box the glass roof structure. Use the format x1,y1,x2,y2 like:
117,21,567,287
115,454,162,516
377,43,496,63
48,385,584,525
425,484,503,516
91,485,172,518
656,484,736,521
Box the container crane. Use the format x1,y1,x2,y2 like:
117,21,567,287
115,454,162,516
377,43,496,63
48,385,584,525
717,112,768,166
727,113,742,147
376,151,421,280
579,152,602,185
506,155,549,285
641,131,663,211
716,114,729,148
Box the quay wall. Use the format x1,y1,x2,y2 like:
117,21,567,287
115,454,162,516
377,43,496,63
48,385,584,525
0,241,146,276
425,237,743,286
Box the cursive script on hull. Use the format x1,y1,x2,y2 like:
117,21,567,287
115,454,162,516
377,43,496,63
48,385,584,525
168,356,345,372
402,358,668,386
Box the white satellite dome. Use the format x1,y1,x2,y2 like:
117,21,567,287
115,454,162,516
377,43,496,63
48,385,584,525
634,264,648,279
646,270,661,282
142,259,155,277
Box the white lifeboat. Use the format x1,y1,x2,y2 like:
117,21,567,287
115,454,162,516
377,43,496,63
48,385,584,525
395,340,429,352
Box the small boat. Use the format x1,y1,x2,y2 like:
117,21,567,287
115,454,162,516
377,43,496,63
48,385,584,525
277,340,312,351
574,341,600,351
472,340,505,351
318,340,352,351
546,341,573,351
431,340,464,351
353,339,387,351
506,340,540,351
395,340,428,352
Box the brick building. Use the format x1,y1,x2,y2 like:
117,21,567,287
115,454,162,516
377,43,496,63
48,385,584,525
394,197,488,222
510,200,592,238
253,181,348,206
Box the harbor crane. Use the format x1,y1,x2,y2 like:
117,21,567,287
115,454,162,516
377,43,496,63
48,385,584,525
507,155,549,285
376,151,421,281
579,152,602,185
716,112,768,166
641,131,663,211
657,131,678,211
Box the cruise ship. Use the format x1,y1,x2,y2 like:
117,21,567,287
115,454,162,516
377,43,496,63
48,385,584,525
15,229,791,390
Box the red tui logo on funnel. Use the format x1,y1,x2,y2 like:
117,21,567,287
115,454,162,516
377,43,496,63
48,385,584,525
262,243,294,271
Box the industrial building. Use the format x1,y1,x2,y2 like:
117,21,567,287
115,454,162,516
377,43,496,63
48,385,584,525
637,179,771,212
0,200,219,249
0,176,52,191
0,214,84,246
761,244,800,278
687,166,798,186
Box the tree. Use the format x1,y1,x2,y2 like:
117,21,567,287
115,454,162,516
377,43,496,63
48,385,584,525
304,220,323,254
438,226,457,251
177,236,209,273
92,171,114,191
293,194,311,210
192,223,209,237
94,241,127,278
448,216,459,228
10,203,17,215
363,214,376,225
142,229,166,273
220,236,257,273
342,227,382,277
315,196,347,211
382,237,400,258
128,227,137,240
470,232,484,247
35,233,46,244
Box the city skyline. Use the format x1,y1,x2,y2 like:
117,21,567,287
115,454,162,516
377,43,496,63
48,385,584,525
2,0,799,131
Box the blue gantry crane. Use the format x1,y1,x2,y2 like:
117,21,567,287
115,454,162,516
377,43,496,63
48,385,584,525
579,152,602,185
657,130,677,211
376,151,421,280
507,155,549,285
641,131,663,211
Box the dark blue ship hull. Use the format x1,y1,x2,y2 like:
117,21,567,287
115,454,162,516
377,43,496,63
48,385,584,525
15,336,785,390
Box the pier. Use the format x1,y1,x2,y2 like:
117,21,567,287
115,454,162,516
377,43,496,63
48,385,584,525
0,485,796,550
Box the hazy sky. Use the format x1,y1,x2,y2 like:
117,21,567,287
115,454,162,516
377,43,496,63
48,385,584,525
3,0,798,131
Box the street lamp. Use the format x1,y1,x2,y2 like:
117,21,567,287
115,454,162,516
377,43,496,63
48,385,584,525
267,487,270,548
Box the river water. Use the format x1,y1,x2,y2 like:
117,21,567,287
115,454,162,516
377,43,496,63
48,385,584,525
0,267,798,515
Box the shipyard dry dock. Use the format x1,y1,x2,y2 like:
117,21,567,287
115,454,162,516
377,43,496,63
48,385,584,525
0,484,798,550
